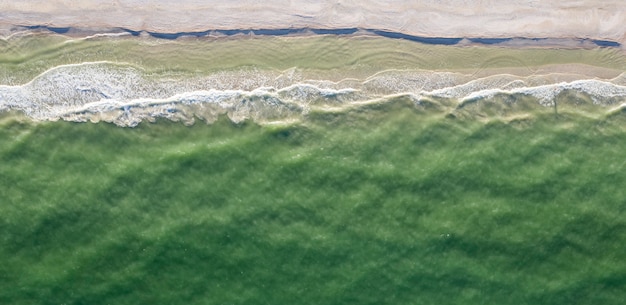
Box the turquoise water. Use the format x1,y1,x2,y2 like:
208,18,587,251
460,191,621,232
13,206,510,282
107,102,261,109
2,98,626,304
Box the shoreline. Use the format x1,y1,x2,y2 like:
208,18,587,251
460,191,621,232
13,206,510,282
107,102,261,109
2,33,624,87
1,25,621,49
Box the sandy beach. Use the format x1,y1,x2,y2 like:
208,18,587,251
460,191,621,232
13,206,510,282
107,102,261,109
1,1,625,45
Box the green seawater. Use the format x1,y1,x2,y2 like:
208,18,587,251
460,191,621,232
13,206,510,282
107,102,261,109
1,101,626,304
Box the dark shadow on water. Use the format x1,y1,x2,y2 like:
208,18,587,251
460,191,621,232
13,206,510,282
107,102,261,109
25,25,70,34
468,38,512,44
215,29,251,36
367,29,462,45
592,39,621,47
16,25,623,48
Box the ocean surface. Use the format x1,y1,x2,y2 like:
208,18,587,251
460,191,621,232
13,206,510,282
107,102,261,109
1,30,626,304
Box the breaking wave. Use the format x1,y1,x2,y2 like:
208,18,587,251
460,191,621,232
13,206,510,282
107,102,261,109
1,62,625,126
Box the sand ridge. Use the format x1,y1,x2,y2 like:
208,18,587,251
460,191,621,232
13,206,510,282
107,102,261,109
0,1,624,45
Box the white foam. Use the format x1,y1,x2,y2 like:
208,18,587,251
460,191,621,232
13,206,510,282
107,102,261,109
432,79,626,106
2,62,626,126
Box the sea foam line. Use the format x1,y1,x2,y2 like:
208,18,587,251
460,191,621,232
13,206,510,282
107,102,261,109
2,62,626,126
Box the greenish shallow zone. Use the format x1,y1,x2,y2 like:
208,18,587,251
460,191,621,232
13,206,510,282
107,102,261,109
1,34,625,84
1,101,626,305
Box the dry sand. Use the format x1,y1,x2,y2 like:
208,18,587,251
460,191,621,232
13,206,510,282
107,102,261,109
0,1,624,45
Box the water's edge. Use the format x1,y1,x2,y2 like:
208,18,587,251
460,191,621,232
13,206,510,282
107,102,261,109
4,25,622,48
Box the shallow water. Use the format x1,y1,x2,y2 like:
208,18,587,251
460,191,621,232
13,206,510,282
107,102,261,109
1,33,626,126
1,31,626,304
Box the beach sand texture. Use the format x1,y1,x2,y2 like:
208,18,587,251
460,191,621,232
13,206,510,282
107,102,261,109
1,1,625,45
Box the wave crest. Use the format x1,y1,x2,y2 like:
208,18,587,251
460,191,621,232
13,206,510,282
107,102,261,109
1,63,625,126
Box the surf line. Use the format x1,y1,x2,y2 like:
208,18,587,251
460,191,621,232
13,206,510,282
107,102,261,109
14,25,623,48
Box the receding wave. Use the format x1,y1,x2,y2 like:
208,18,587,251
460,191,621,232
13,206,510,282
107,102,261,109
1,62,625,126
